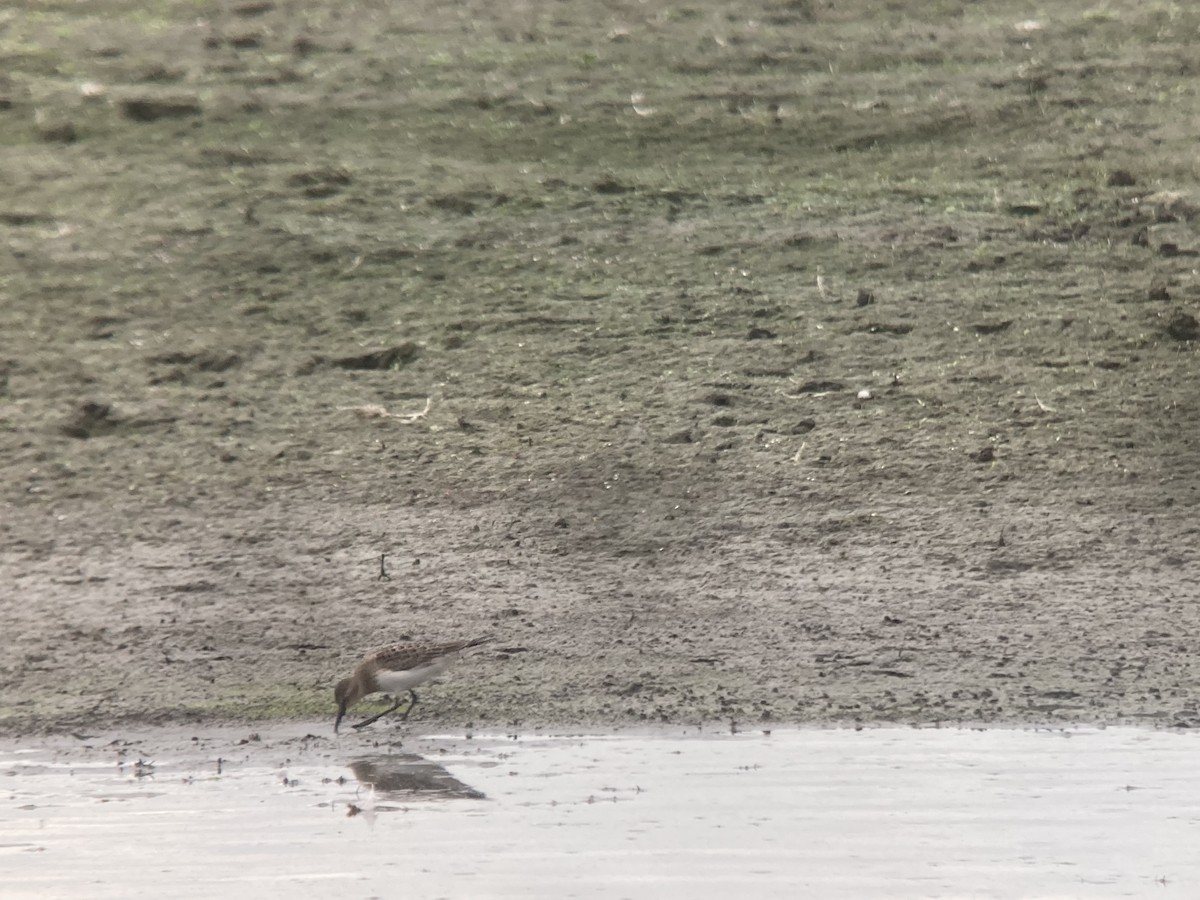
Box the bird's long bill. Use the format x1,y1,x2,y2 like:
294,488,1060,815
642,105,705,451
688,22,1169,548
334,702,347,734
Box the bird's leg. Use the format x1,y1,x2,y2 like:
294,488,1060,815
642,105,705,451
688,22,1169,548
352,695,406,730
397,690,419,721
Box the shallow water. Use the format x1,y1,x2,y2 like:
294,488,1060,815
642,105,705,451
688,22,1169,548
2,726,1197,898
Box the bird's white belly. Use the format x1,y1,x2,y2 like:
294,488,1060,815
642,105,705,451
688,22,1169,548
375,656,453,694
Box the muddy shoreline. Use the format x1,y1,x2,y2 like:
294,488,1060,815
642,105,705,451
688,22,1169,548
2,0,1199,737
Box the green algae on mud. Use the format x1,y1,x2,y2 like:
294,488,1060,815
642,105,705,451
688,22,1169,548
1,0,1198,735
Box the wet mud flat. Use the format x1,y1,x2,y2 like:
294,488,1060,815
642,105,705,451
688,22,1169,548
3,725,1198,898
1,0,1199,735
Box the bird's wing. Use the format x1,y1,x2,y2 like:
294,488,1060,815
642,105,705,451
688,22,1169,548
369,640,477,671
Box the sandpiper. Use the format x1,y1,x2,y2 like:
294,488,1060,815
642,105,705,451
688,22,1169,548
334,637,490,733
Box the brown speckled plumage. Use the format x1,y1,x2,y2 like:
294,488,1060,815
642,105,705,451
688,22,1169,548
334,637,490,733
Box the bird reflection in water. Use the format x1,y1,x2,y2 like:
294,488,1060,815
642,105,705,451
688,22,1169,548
347,753,486,812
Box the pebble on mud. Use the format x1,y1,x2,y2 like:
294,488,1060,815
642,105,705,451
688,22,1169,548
663,428,695,444
971,320,1013,335
286,166,353,198
61,402,120,439
36,117,78,143
1164,310,1199,341
331,343,421,370
119,94,202,122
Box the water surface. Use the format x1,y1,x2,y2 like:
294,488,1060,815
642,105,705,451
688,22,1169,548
2,726,1196,897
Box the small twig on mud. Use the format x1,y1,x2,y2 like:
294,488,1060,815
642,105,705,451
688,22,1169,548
339,397,433,421
1033,393,1056,413
378,553,390,581
776,388,835,399
791,441,807,463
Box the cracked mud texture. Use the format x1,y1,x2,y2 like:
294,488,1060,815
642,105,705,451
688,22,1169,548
2,0,1199,736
